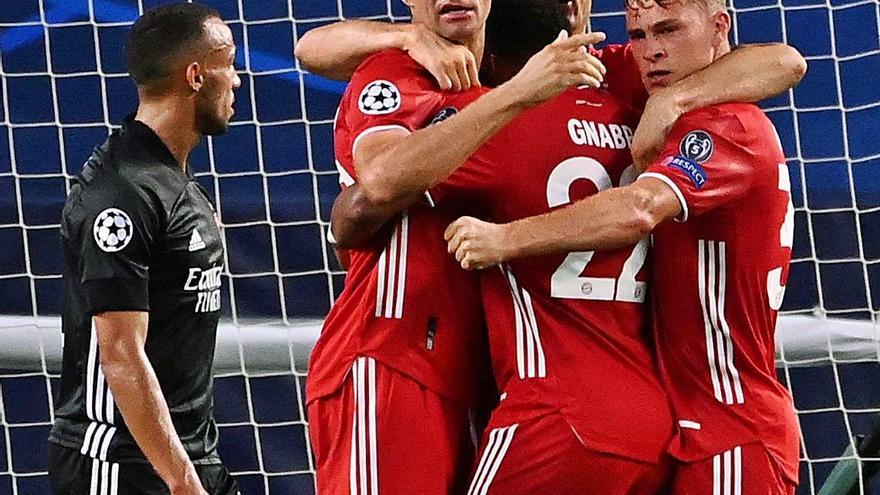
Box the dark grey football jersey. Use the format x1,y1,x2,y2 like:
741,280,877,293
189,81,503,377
49,117,225,465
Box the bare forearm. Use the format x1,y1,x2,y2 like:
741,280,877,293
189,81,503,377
360,86,524,205
331,185,417,248
295,20,410,80
506,187,656,259
670,43,806,113
102,353,195,488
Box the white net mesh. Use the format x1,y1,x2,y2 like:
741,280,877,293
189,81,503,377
0,0,878,494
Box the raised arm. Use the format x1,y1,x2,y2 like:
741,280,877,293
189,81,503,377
632,43,806,169
295,20,480,90
356,31,607,208
96,311,207,495
445,178,681,269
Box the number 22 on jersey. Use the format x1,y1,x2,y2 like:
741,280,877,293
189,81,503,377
546,157,648,303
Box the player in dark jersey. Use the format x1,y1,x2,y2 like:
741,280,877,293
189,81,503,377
446,0,801,492
48,4,241,495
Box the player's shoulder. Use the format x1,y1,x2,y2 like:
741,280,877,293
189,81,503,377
681,103,775,147
354,48,433,86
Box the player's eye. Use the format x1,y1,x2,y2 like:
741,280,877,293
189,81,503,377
628,30,646,40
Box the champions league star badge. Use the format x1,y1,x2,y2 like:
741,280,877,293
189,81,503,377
358,80,402,115
679,130,714,163
93,208,133,253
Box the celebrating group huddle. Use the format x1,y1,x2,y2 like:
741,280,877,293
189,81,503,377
299,0,806,493
46,0,807,493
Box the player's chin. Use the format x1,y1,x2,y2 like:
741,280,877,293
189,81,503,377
438,19,482,41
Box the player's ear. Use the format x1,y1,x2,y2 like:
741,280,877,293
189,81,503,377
711,10,731,48
186,62,204,92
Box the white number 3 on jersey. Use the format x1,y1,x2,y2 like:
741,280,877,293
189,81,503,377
768,162,795,310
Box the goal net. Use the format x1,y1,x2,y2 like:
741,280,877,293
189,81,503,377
0,0,877,494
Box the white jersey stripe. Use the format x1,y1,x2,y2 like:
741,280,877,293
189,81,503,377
394,215,409,319
95,370,106,423
384,225,399,318
522,291,546,378
717,242,745,404
707,241,734,404
110,462,119,495
723,449,732,495
503,267,546,379
478,425,517,495
90,458,100,495
468,428,504,495
357,357,368,495
81,422,98,456
512,289,526,380
86,322,98,421
350,360,359,494
375,249,387,317
89,423,108,459
733,446,742,495
503,267,528,379
367,358,379,495
699,241,724,402
712,454,721,495
99,460,110,495
98,426,116,461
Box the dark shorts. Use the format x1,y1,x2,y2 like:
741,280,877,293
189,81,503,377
48,443,239,495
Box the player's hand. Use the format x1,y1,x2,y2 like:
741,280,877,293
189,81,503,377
502,30,607,107
405,23,480,91
444,216,511,270
631,87,685,173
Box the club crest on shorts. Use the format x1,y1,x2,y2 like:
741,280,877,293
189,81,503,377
93,208,133,253
430,106,459,125
358,80,401,115
679,130,714,163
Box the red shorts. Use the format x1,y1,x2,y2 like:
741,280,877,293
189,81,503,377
466,412,672,495
307,356,476,495
671,444,796,495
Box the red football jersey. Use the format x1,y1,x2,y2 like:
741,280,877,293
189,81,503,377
306,49,492,409
432,85,674,464
591,42,649,112
640,104,800,481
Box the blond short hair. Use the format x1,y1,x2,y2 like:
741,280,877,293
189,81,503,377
625,0,727,13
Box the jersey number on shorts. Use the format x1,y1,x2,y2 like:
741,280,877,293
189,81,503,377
545,157,648,303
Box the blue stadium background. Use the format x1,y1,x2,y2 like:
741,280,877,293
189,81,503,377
0,0,878,493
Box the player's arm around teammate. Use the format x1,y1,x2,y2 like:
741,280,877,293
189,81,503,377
296,20,481,91
444,0,802,270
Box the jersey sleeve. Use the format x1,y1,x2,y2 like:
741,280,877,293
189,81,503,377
343,50,445,159
593,43,648,112
72,181,162,314
639,107,755,222
427,136,502,207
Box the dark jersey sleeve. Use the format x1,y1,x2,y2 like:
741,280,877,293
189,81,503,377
639,106,755,221
71,179,162,314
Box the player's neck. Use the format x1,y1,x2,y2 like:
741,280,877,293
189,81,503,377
134,98,200,172
464,33,485,71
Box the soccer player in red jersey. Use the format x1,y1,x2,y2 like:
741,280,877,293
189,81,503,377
303,2,607,493
446,0,802,492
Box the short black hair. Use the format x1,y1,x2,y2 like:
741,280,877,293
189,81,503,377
125,2,222,86
486,0,571,61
